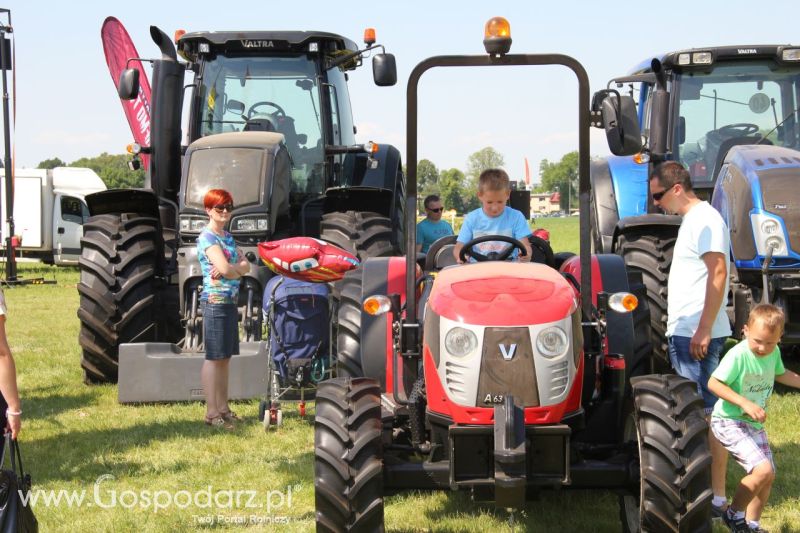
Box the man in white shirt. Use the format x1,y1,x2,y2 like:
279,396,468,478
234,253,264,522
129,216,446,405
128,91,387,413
650,160,732,517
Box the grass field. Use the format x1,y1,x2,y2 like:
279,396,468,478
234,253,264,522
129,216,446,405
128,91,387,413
4,256,800,532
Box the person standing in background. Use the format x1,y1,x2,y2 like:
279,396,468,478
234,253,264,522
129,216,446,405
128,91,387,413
197,188,251,430
416,195,454,254
650,161,732,518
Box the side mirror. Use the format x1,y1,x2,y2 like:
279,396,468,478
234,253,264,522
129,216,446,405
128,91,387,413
226,99,245,115
601,94,642,156
372,53,397,87
118,68,140,100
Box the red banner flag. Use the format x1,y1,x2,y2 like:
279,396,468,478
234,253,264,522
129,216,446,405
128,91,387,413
101,17,151,168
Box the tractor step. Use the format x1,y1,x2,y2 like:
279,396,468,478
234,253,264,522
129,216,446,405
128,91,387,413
118,341,268,403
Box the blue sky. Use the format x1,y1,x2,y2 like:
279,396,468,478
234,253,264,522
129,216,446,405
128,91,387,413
2,0,798,184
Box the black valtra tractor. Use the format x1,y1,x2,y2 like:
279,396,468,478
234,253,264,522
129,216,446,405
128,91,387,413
78,25,405,396
590,45,800,364
314,18,713,532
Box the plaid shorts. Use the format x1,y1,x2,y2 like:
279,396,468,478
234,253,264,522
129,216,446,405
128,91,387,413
710,416,775,474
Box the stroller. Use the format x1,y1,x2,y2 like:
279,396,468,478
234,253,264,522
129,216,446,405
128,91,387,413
258,275,333,429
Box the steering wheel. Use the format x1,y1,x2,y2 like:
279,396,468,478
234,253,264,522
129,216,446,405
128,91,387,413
716,123,759,137
459,235,528,263
247,101,286,119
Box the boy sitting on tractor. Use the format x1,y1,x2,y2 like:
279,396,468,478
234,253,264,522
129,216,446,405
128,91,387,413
453,168,532,263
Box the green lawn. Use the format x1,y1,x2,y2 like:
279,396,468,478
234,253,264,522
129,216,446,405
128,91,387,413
4,261,799,532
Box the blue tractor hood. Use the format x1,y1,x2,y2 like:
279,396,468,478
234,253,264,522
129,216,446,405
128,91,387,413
712,145,800,270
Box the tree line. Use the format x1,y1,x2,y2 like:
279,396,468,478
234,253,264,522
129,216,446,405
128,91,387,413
37,146,580,214
414,147,579,214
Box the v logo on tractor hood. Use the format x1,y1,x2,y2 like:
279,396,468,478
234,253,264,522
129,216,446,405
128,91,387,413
499,344,517,360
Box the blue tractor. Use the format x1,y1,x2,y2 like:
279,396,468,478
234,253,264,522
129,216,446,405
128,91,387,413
590,45,800,365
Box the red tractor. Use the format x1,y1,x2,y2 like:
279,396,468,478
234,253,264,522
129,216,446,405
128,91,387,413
314,19,713,532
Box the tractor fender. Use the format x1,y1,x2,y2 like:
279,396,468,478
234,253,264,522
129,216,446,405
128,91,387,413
85,188,161,219
561,253,653,405
347,143,402,190
560,254,635,358
590,159,620,253
360,257,414,393
611,214,681,253
327,144,403,219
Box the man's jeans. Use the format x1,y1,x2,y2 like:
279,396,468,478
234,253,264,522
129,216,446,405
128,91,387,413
667,335,727,413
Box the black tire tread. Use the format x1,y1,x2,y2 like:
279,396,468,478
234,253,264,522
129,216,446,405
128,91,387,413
625,374,713,533
314,377,384,532
335,269,365,379
320,211,398,261
77,213,162,383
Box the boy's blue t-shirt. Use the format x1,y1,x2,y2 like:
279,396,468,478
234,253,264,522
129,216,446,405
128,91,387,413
457,206,531,258
197,228,240,304
711,338,785,429
416,219,454,253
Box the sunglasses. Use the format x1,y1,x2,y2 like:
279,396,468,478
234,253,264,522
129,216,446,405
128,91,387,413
427,207,444,213
651,185,675,202
212,204,234,213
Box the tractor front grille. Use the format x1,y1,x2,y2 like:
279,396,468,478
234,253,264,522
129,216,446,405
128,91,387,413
548,360,570,397
445,360,471,404
477,327,539,407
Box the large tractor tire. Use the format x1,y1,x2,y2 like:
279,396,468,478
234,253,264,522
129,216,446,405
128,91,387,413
335,268,365,379
314,377,384,532
617,229,676,371
77,214,162,384
320,211,399,261
620,375,712,533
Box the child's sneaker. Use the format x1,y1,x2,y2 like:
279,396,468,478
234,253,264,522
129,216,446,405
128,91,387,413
749,526,768,533
723,509,752,533
711,501,729,520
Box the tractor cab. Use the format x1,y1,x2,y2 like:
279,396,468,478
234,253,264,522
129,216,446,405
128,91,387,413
589,45,800,358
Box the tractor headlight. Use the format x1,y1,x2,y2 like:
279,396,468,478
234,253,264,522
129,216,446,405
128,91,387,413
230,216,269,232
751,213,788,256
766,236,785,254
179,216,207,233
536,326,568,358
761,219,780,235
444,327,478,358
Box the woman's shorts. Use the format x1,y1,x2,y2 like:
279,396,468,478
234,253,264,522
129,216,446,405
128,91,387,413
202,302,239,361
711,416,775,474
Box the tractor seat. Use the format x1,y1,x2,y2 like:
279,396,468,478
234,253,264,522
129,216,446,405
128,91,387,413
244,116,276,132
424,235,458,271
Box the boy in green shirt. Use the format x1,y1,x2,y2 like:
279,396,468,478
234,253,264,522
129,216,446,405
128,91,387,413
708,304,800,532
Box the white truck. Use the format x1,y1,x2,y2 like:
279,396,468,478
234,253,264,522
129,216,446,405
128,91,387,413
1,167,107,265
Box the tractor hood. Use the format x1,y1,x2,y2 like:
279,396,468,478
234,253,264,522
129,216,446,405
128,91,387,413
713,144,800,268
428,263,577,326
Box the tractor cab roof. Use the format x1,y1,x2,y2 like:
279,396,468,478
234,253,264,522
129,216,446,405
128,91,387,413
177,30,359,63
628,44,799,75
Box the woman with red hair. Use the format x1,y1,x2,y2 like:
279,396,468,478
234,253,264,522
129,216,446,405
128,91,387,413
198,188,251,429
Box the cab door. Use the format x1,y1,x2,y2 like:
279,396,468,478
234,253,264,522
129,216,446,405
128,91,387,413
52,194,88,265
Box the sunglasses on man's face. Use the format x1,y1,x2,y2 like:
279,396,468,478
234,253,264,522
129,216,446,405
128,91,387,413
427,207,443,213
651,185,675,202
213,204,234,213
